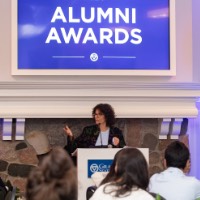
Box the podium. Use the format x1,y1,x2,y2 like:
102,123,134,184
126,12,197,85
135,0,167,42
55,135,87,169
77,148,149,200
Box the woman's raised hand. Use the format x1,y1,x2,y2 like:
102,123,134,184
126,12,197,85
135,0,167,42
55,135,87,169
63,125,73,137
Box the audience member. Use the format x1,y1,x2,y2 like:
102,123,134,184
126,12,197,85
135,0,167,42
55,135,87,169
90,148,155,200
86,150,121,200
149,141,200,200
26,146,77,200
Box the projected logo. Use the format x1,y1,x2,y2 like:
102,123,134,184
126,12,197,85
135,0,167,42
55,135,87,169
88,159,113,178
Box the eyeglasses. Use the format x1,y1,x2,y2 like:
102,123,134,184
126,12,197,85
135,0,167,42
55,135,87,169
92,113,104,117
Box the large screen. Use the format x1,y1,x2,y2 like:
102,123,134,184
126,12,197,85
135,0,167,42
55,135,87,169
12,0,176,75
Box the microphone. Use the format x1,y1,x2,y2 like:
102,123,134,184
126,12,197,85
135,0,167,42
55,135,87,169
100,131,103,148
97,123,103,147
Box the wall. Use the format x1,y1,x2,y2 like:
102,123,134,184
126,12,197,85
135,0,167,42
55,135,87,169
0,0,194,83
192,0,200,82
0,0,199,120
0,0,199,196
0,0,199,119
0,118,187,194
188,102,200,180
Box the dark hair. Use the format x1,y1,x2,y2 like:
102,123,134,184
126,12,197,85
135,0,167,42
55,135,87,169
104,148,149,197
36,152,51,165
26,147,77,200
92,103,115,127
165,141,190,169
100,150,121,186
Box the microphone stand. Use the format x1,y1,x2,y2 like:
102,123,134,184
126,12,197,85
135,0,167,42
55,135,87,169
98,123,103,148
100,131,103,148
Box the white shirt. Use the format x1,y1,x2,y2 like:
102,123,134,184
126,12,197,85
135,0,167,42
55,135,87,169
95,129,109,146
90,183,155,200
149,167,200,200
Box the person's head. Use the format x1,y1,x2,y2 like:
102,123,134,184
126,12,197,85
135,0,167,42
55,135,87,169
104,148,149,197
164,141,190,170
25,131,52,164
26,146,77,200
92,103,115,127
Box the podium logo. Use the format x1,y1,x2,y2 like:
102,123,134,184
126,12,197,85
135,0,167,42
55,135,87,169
88,159,113,178
90,164,99,173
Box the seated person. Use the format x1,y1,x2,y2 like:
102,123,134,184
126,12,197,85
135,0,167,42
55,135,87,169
92,147,124,186
149,141,200,200
87,150,121,200
90,148,155,200
26,146,77,200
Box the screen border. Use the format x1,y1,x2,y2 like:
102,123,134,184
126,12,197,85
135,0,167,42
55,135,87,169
11,0,176,76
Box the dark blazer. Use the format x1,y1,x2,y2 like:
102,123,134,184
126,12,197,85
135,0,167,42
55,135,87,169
65,124,126,156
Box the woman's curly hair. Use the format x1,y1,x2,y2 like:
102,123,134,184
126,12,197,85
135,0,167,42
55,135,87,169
92,103,116,127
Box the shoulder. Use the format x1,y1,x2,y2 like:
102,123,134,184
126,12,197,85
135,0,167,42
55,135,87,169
179,176,200,196
183,175,200,186
150,168,170,180
150,172,161,180
81,125,99,137
110,126,122,134
89,184,110,200
149,172,164,189
84,124,97,129
82,125,99,133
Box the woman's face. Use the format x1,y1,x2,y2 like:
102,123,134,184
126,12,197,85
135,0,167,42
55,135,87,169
93,109,106,125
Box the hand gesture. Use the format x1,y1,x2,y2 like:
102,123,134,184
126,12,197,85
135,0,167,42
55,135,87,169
63,125,73,137
112,137,120,146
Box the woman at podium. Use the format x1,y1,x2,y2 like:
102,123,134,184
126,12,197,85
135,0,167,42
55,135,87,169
63,103,126,162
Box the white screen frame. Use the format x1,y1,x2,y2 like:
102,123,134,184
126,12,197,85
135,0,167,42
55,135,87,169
11,0,176,76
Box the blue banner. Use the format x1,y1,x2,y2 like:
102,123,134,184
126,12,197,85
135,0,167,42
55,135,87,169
18,0,170,70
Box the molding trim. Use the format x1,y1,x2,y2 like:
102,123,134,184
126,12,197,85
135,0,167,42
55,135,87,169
0,82,200,118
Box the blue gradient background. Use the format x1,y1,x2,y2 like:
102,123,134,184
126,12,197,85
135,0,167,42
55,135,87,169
18,0,170,70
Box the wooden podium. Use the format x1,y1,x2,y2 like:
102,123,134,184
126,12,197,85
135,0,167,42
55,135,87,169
77,148,149,200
